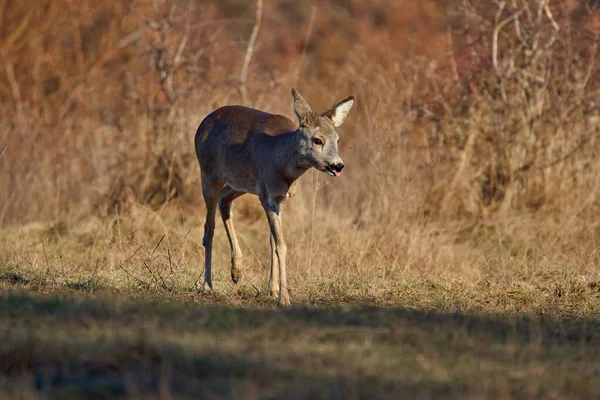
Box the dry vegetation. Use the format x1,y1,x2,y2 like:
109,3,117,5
1,0,600,398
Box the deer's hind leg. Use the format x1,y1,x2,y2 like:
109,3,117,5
218,185,246,284
201,177,222,293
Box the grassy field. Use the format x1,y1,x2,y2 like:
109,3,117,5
1,210,600,399
1,289,599,399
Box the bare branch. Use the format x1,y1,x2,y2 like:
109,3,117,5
4,61,21,104
240,0,263,103
174,0,193,66
293,6,317,85
543,3,559,32
493,11,521,72
510,0,525,44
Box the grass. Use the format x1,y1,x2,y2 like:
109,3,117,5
2,289,599,399
1,211,600,399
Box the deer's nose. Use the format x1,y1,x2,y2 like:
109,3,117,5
333,163,344,172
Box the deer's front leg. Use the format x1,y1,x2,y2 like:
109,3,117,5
268,233,280,297
263,198,290,307
201,179,220,293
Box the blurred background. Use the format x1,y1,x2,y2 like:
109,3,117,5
1,0,599,226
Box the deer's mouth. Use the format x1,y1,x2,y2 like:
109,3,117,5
324,163,344,177
324,168,342,177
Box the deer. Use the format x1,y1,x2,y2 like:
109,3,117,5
194,89,354,307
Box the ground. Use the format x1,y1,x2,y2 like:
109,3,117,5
1,211,600,399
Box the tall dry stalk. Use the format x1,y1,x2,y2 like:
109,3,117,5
240,0,263,103
293,6,317,86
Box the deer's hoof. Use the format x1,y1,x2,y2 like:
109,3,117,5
231,268,241,284
277,297,291,308
202,281,213,294
269,289,279,298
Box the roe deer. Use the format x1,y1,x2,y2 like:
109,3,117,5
194,89,354,306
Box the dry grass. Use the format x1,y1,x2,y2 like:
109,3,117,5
1,197,600,398
1,0,600,398
1,204,600,317
2,290,599,399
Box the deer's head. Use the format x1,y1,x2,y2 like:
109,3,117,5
292,88,354,177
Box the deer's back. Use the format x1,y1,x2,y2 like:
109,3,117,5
195,106,297,188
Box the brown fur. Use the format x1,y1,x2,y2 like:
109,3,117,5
195,89,354,306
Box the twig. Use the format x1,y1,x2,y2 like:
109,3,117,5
142,260,163,289
109,224,114,272
543,3,559,32
41,240,57,285
493,11,521,72
152,234,166,257
154,261,170,291
293,6,317,85
308,170,318,273
240,0,263,103
119,245,143,268
511,0,525,44
535,138,588,171
168,248,174,276
183,254,195,270
239,234,265,271
174,0,193,66
580,41,598,91
42,240,50,270
446,26,460,82
4,61,21,104
114,246,147,287
129,200,170,247
194,270,204,293
118,263,149,289
115,205,123,248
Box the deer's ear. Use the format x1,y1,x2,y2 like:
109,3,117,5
322,96,355,127
292,88,318,127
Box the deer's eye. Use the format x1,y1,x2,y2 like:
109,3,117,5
312,138,324,146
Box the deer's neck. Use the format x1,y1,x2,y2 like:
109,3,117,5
276,130,310,183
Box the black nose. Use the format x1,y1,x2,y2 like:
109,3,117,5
333,163,344,172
